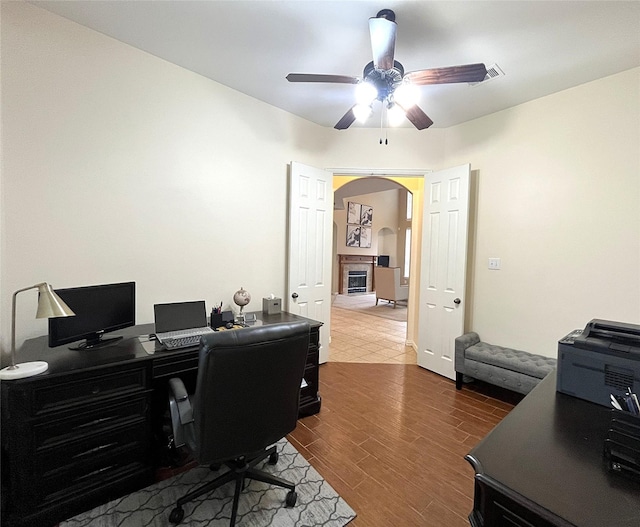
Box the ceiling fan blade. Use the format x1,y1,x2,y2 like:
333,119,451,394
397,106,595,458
286,73,359,84
404,63,487,85
369,16,396,71
397,103,434,130
334,106,357,130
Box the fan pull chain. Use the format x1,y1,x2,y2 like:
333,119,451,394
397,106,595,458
379,105,389,145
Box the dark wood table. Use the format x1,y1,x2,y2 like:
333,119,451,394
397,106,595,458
1,311,322,527
465,370,640,527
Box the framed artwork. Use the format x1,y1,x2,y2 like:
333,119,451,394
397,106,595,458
360,205,373,226
347,202,361,225
346,225,361,247
359,226,371,248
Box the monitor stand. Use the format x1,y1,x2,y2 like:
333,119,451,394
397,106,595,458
69,334,123,350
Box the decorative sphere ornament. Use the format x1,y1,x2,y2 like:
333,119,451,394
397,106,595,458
233,287,251,314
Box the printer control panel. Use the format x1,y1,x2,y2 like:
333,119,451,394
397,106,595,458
559,329,583,345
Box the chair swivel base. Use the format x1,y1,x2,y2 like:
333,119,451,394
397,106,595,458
169,445,297,526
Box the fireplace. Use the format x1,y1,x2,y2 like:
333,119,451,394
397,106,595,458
347,271,367,294
338,255,376,294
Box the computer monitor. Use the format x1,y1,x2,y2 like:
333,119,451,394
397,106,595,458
377,255,390,267
48,281,136,350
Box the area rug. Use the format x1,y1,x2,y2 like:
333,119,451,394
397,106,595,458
332,293,407,322
60,439,356,527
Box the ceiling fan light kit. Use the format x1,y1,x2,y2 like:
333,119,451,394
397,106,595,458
394,83,419,108
355,81,378,105
353,103,373,123
387,103,406,127
286,8,487,131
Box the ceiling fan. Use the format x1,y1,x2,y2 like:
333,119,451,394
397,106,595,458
286,9,487,130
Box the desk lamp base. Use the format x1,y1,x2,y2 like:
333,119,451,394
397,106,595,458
0,361,48,380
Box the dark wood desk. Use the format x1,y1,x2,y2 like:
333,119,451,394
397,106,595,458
465,370,640,527
1,312,322,527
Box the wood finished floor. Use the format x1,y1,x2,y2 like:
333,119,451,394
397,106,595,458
288,302,524,527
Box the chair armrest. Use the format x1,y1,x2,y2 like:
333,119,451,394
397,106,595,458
455,332,480,373
168,377,194,449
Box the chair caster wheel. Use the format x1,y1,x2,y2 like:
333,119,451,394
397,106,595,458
169,506,184,524
268,451,279,464
285,490,297,507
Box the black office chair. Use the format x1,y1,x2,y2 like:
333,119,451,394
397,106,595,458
166,321,310,526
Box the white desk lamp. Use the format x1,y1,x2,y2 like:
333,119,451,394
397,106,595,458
0,282,75,380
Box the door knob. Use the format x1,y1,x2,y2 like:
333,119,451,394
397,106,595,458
291,292,298,299
453,298,461,305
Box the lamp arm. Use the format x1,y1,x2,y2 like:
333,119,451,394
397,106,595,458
9,284,45,369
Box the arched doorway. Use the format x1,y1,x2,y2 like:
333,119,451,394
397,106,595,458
330,174,422,360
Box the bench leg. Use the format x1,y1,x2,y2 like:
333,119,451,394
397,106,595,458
456,372,463,390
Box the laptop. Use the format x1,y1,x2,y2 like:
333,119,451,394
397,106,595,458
154,300,214,349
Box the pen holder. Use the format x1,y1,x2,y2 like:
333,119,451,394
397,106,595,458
603,409,640,481
210,312,223,329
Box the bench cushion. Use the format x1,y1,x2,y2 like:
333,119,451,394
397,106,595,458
465,342,556,379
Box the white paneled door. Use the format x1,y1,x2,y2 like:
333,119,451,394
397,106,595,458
417,164,471,379
287,162,333,364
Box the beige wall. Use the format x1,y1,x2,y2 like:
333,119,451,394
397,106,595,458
331,186,401,296
334,189,401,257
2,2,639,361
1,2,332,347
443,68,640,354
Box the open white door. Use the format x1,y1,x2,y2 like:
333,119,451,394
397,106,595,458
417,164,471,380
287,162,333,364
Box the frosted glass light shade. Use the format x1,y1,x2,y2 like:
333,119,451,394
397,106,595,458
394,83,419,108
355,82,378,105
387,104,406,126
353,104,373,123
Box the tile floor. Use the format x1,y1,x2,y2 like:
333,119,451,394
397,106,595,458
328,295,416,364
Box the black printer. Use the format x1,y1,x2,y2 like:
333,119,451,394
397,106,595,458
557,319,640,407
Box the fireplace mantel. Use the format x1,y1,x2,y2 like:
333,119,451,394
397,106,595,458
338,255,376,294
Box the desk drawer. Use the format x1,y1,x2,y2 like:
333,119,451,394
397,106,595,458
300,382,318,403
31,367,147,415
36,419,148,476
305,346,319,368
153,350,199,378
10,464,152,527
309,328,319,348
34,396,148,449
40,461,148,508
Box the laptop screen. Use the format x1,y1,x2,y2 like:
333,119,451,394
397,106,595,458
154,301,207,333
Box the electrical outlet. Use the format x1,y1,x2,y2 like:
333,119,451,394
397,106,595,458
488,258,501,270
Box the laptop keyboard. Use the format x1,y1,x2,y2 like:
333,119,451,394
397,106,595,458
162,334,203,350
157,327,214,350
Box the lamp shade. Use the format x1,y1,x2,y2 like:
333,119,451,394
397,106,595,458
35,283,75,319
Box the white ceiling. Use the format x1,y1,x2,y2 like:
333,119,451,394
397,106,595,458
32,1,640,129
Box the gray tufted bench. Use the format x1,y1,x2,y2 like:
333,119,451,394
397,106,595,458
455,332,557,395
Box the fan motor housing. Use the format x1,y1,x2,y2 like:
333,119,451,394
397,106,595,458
363,60,404,101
